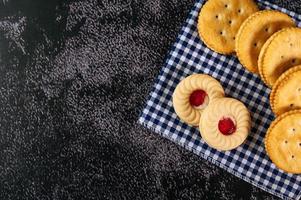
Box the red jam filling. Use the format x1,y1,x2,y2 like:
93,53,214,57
189,90,207,107
218,117,236,135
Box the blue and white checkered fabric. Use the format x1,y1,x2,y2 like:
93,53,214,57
139,0,301,199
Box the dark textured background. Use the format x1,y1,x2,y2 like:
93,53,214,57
0,0,300,199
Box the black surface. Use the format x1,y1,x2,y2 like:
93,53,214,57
0,0,300,199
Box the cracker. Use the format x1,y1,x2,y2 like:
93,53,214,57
236,10,295,73
258,27,301,87
270,65,301,116
172,74,224,127
265,110,301,174
198,0,258,54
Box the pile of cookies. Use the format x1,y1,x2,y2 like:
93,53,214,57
172,0,301,173
199,0,301,174
173,74,251,151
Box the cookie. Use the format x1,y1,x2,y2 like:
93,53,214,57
270,65,301,116
172,74,225,127
199,98,251,151
258,27,301,87
265,110,301,174
197,0,258,54
236,10,295,73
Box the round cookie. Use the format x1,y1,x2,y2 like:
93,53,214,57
236,10,295,73
199,98,251,151
258,27,301,87
172,74,225,127
270,65,301,116
198,0,258,54
265,110,301,174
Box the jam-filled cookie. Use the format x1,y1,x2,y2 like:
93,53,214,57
172,74,225,126
199,98,251,151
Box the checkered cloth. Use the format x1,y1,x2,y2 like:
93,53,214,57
138,0,301,199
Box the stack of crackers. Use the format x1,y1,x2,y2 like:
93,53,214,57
198,0,301,173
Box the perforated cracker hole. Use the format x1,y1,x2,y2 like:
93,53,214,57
253,43,257,47
238,9,241,13
228,20,232,25
285,140,288,144
225,4,228,8
298,88,301,92
281,55,284,59
290,104,294,107
220,31,223,35
292,155,295,159
290,43,293,47
233,36,235,40
215,15,219,19
299,142,301,146
292,59,296,64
